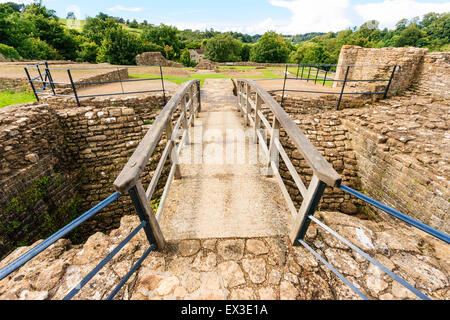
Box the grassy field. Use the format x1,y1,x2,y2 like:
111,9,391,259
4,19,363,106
130,67,334,87
60,18,143,35
0,91,36,108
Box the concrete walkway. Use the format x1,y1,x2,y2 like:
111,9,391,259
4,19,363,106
159,79,292,240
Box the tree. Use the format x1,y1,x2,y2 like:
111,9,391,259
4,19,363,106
76,39,99,63
241,43,251,61
141,24,181,60
289,42,331,64
2,2,24,12
180,48,195,67
395,24,427,47
204,33,242,62
249,31,290,63
97,28,141,65
395,18,409,31
66,12,76,20
82,17,120,46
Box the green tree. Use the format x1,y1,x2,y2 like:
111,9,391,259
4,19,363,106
76,39,99,63
180,48,196,67
289,42,331,64
395,24,428,47
82,17,121,46
204,33,242,62
241,43,251,61
141,24,181,60
249,31,290,63
97,28,141,65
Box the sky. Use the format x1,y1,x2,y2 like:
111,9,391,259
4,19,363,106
2,0,450,34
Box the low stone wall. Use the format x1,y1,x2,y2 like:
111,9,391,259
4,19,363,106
0,93,171,259
136,52,183,68
219,62,289,68
53,68,129,90
413,52,450,99
0,77,30,92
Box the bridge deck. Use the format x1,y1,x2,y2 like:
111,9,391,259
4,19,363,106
159,79,293,240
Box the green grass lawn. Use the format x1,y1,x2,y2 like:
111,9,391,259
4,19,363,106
130,68,334,88
0,91,36,108
130,69,285,85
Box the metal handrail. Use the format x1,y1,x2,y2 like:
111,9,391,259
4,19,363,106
339,184,450,244
0,192,121,281
0,191,159,300
0,79,202,298
24,61,170,107
295,183,449,300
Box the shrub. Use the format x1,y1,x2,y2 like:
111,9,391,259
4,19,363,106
18,37,59,60
0,43,20,60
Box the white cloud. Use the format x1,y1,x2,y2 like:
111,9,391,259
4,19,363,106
269,0,359,34
268,0,450,34
107,5,145,13
355,0,450,29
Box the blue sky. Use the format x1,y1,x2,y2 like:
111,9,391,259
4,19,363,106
4,0,450,34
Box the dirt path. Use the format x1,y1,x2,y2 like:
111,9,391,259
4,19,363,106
159,79,293,240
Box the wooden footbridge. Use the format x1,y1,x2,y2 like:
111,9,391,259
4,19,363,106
1,79,448,300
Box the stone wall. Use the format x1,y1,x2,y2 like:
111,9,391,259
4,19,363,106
333,45,450,100
0,93,172,259
219,62,291,68
267,95,363,214
0,103,79,258
275,93,449,234
413,52,450,99
136,52,183,68
0,77,30,92
333,45,428,96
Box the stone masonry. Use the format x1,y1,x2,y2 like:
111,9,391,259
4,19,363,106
0,93,172,259
0,210,448,300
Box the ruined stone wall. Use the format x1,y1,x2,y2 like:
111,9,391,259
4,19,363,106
219,62,290,68
267,95,363,214
276,93,449,234
0,94,172,259
333,45,428,96
0,103,80,258
0,77,30,92
342,119,448,233
136,52,183,68
52,68,129,90
413,52,450,99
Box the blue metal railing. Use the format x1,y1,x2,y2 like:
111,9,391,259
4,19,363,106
297,183,450,300
339,184,450,244
0,191,156,300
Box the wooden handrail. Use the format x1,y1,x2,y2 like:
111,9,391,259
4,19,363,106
237,79,341,187
114,79,200,194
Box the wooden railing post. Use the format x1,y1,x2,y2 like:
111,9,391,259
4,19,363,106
181,95,191,145
289,175,326,245
188,85,194,120
129,181,166,250
165,120,182,180
253,94,262,144
244,83,250,126
195,82,201,113
265,116,280,176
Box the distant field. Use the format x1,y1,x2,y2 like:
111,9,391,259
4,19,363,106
129,69,286,87
0,91,36,108
60,18,143,34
